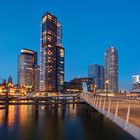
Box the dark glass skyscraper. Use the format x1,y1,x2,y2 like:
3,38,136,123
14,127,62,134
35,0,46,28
56,45,64,92
18,49,39,91
104,47,118,93
88,64,104,90
40,12,64,92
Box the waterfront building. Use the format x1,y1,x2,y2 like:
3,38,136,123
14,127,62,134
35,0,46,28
132,75,140,89
8,76,12,84
34,65,40,92
40,12,64,92
18,48,38,91
1,79,6,86
63,77,94,94
0,77,26,96
104,47,118,93
63,82,83,94
88,64,104,90
56,45,64,92
7,76,13,87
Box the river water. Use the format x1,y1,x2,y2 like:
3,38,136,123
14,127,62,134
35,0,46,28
0,104,136,140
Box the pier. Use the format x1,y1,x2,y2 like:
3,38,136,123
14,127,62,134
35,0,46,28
0,95,82,105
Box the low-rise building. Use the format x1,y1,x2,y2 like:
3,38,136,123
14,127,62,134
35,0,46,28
63,77,94,94
132,75,140,89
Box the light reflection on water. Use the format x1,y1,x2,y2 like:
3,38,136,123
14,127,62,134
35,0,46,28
0,104,136,140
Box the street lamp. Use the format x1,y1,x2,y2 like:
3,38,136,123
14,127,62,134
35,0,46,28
94,85,97,96
105,80,109,100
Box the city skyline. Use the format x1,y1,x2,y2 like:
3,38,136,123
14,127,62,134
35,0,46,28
0,2,140,140
0,0,140,90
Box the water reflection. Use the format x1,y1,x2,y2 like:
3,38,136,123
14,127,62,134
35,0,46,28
0,105,27,130
0,104,136,140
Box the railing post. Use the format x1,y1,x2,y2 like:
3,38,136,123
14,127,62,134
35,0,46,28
96,96,99,107
106,99,111,117
95,96,97,106
114,99,119,122
94,96,96,105
91,97,94,105
124,104,131,130
102,98,106,112
99,97,102,109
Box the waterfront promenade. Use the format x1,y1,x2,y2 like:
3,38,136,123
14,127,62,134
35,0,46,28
80,93,140,140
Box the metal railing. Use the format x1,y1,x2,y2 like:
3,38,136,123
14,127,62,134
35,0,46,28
80,93,140,140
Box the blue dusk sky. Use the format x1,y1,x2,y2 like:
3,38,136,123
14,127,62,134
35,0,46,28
0,0,140,90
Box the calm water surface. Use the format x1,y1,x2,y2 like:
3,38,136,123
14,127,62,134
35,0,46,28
0,104,136,140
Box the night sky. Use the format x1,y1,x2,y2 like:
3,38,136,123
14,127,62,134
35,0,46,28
0,0,140,90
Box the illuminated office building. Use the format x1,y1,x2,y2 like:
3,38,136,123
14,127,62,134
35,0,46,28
34,65,40,92
104,47,118,93
40,12,64,92
18,49,38,91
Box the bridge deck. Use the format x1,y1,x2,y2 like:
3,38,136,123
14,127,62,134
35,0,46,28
80,93,140,140
105,101,140,127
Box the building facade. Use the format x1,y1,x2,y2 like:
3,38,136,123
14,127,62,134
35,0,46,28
40,12,64,92
104,47,118,93
132,75,140,89
18,49,39,91
34,65,40,92
56,45,64,92
63,77,94,94
7,76,13,87
88,64,104,90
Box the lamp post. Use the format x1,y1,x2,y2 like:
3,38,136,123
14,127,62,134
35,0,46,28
94,85,97,96
91,81,94,96
105,80,109,101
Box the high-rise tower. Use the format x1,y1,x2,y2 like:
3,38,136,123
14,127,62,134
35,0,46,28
104,47,118,93
18,49,39,91
40,12,64,92
88,64,104,90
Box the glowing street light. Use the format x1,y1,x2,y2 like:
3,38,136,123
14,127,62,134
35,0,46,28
105,80,109,100
94,85,97,95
